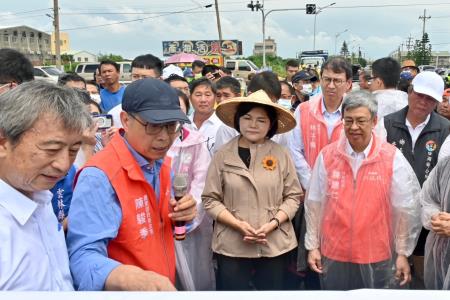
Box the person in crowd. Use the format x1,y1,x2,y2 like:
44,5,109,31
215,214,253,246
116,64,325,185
384,72,448,288
305,90,422,290
67,78,197,291
369,57,408,118
420,153,450,290
291,70,314,110
0,48,34,94
99,60,126,112
308,69,322,97
214,71,291,152
202,89,302,290
0,80,91,290
86,80,101,104
131,54,163,81
285,59,299,84
188,60,205,81
94,67,104,89
279,80,296,111
401,59,420,79
167,90,215,290
358,68,371,90
215,76,241,104
437,88,450,120
162,64,184,80
188,78,222,156
164,74,190,97
58,73,86,90
110,54,164,127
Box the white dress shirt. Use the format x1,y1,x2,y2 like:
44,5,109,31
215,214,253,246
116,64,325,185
289,98,342,188
405,115,430,150
188,112,223,156
305,137,421,253
0,180,74,290
373,89,408,118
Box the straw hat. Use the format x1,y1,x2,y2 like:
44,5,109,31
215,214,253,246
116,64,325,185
215,89,296,134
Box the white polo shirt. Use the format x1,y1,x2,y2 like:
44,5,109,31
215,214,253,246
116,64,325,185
188,112,223,156
0,180,74,290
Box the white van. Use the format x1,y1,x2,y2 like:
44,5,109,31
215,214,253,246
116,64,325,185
224,59,259,80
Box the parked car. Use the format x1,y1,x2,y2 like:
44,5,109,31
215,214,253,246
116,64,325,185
75,61,132,84
224,59,259,80
33,66,64,83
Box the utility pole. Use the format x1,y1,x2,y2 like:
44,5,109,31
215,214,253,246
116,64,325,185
419,9,431,38
214,0,224,60
406,35,413,51
53,0,61,70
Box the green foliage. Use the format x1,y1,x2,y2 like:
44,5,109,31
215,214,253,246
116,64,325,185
246,55,294,77
406,33,432,65
98,53,124,62
340,41,349,58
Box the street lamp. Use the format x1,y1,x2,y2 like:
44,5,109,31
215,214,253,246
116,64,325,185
248,1,306,68
313,2,335,50
334,29,348,55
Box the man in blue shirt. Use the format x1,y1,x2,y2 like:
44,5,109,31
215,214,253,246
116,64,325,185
99,60,126,112
67,78,197,291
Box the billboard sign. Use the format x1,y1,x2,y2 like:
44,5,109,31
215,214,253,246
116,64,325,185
163,40,242,57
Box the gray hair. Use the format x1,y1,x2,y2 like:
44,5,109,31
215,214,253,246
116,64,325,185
342,90,378,119
0,80,92,144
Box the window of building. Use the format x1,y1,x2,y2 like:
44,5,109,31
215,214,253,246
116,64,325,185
77,57,81,62
84,57,88,62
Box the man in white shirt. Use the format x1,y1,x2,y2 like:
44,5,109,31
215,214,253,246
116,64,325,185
0,81,92,290
188,78,223,155
305,90,421,290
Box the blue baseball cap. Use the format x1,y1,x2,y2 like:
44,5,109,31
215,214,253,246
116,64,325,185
122,78,190,124
292,70,315,83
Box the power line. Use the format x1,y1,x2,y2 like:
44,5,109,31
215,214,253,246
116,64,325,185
0,8,51,16
57,5,210,32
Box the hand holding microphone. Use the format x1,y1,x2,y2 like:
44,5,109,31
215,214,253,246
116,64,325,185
171,174,196,240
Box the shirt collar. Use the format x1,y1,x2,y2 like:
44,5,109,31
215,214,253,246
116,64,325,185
189,111,219,126
345,136,373,158
321,97,342,116
0,179,52,225
405,114,430,129
122,134,163,169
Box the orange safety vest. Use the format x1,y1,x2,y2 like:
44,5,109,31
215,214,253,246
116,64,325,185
320,134,396,264
75,133,175,283
299,95,343,168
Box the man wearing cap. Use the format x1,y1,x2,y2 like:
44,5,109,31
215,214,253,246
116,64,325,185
369,57,408,118
291,70,314,110
67,78,197,291
384,71,449,288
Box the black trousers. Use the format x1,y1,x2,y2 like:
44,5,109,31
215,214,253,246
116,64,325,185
216,253,288,290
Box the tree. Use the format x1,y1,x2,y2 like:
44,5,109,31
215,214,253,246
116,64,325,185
340,41,349,58
246,55,288,77
98,53,124,62
406,33,432,65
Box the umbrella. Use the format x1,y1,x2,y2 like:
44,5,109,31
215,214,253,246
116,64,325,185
165,52,202,64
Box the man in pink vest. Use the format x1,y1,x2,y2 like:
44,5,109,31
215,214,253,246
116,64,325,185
67,78,197,291
305,90,422,290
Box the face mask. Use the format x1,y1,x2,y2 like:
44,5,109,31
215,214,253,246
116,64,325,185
90,94,101,104
278,98,292,110
302,84,313,95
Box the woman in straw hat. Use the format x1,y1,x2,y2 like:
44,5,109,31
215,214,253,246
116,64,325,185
202,90,303,290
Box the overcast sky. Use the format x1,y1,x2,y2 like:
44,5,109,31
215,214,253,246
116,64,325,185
1,0,449,61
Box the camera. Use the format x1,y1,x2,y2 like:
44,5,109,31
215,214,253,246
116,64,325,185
92,114,113,130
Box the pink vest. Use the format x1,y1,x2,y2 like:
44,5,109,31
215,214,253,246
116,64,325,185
320,134,397,264
299,95,343,167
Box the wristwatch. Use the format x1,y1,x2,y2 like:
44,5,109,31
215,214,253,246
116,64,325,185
270,217,281,229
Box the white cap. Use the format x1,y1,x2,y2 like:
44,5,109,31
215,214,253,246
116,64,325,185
411,71,445,102
162,64,184,80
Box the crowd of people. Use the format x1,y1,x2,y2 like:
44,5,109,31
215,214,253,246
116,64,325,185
0,47,450,291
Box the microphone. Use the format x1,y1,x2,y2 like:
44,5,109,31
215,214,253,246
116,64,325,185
173,174,188,240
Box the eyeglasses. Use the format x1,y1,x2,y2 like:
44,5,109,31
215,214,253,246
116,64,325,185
130,114,182,135
343,118,371,127
321,77,346,86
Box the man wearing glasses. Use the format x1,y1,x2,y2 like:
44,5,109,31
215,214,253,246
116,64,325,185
305,90,421,289
67,78,197,291
383,71,449,288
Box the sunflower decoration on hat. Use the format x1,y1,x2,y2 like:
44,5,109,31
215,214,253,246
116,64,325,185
215,89,296,171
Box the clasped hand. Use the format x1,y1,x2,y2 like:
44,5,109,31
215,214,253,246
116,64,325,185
237,220,276,245
431,212,450,237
